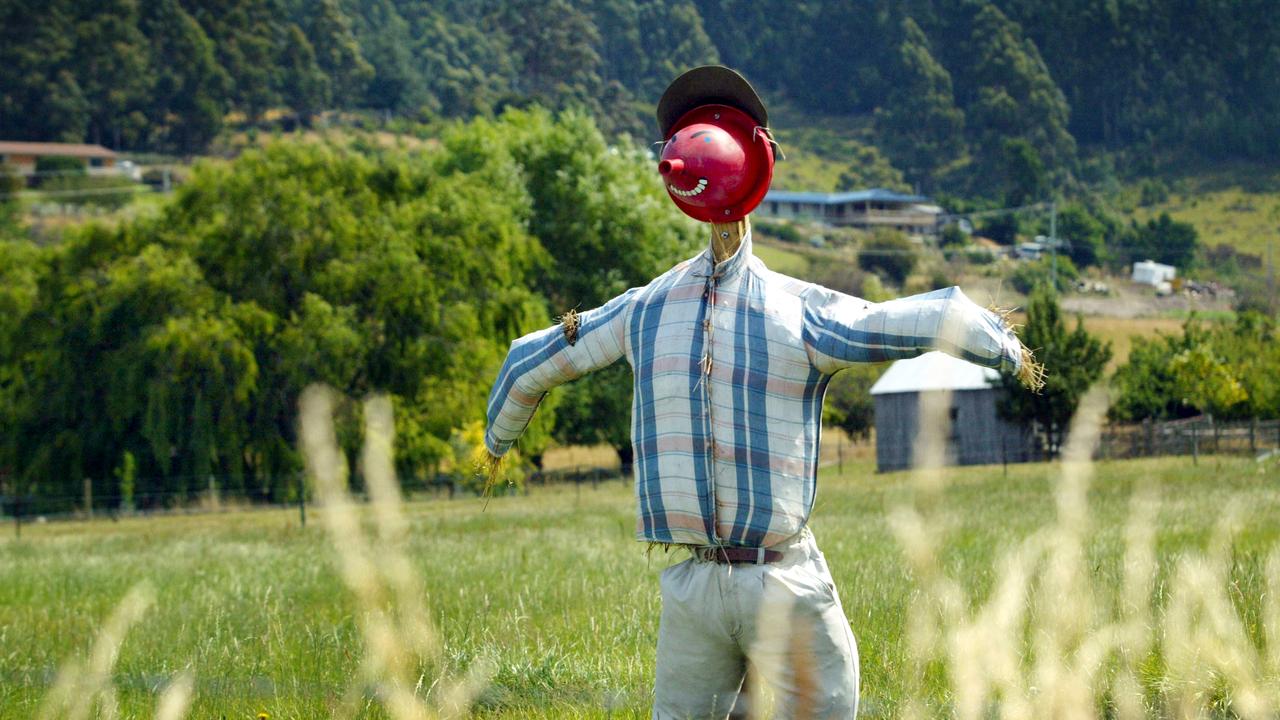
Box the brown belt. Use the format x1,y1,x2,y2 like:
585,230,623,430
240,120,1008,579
693,546,784,564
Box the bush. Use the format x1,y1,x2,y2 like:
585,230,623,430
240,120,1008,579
755,219,804,244
938,223,968,247
857,229,917,286
1009,255,1079,295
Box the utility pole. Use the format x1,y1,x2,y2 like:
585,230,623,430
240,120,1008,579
1049,200,1058,290
1268,238,1275,316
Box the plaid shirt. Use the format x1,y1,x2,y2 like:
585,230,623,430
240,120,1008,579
485,232,1023,547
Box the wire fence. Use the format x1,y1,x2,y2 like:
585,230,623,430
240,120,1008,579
2,418,1273,538
1097,415,1280,462
0,463,633,537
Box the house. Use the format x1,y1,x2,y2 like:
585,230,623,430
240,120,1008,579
757,188,941,235
869,351,1034,472
0,141,120,179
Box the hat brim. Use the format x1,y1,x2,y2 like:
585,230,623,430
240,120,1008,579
656,65,768,139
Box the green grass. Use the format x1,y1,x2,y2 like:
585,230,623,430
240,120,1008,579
751,240,812,276
1133,166,1280,260
2,455,1278,718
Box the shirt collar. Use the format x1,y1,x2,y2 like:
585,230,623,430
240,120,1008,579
698,229,753,280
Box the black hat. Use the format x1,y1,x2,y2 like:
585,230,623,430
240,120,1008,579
656,65,769,139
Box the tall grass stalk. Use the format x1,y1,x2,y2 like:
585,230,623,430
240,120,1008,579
890,384,1280,718
37,584,155,720
299,385,491,720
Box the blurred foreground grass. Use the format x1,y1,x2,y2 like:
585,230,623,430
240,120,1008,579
2,453,1278,718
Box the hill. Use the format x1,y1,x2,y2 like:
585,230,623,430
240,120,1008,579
2,0,1276,197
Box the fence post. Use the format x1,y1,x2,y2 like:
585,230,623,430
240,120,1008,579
1145,419,1154,457
1192,424,1199,465
1250,417,1257,454
298,477,306,529
83,477,93,520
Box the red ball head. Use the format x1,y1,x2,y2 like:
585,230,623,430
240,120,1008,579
657,104,774,223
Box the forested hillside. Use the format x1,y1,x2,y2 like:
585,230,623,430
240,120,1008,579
3,0,1277,190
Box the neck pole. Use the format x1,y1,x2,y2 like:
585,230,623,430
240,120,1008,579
710,217,750,264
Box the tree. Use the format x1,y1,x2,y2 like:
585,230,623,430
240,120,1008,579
139,0,229,153
875,18,965,187
997,284,1110,456
308,0,373,102
279,23,330,126
69,0,153,148
1000,138,1047,207
1115,213,1199,270
490,0,604,112
552,361,635,472
1053,202,1104,268
961,4,1077,190
822,364,882,440
0,0,88,142
1109,329,1200,422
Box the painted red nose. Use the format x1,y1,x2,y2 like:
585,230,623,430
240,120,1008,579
658,158,684,176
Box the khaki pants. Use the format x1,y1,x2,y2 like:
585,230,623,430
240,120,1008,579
652,529,859,719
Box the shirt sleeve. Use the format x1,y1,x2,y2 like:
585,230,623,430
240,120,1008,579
801,285,1024,375
484,287,639,456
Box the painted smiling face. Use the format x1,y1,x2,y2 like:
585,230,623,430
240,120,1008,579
657,104,774,223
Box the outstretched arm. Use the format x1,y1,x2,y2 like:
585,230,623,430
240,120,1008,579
484,288,638,460
802,285,1043,388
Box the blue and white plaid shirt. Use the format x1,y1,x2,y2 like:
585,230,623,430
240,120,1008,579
486,232,1023,547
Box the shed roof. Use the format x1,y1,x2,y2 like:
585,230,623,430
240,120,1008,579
869,351,1000,395
0,141,117,159
764,188,929,205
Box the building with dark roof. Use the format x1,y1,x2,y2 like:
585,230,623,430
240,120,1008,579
758,188,941,235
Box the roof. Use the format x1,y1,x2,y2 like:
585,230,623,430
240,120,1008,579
764,187,930,205
869,351,1000,395
0,141,117,159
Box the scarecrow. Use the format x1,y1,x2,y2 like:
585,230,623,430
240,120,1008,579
484,66,1042,718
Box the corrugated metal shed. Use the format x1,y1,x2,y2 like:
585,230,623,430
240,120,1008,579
870,352,1035,472
870,351,998,395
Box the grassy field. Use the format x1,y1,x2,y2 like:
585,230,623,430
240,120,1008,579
1134,166,1280,260
2,451,1278,718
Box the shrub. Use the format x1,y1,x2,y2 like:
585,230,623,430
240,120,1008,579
857,229,917,285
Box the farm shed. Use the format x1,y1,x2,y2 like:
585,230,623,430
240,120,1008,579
869,351,1034,472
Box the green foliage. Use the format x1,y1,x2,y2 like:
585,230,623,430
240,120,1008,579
1113,212,1200,270
1,111,696,509
1052,202,1105,268
959,4,1077,188
822,364,882,440
552,361,635,469
980,212,1020,245
38,174,140,210
997,285,1111,455
857,229,918,286
1,0,1277,170
1009,255,1079,295
938,223,968,248
1110,313,1280,422
1000,138,1047,207
480,107,701,309
875,18,965,188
